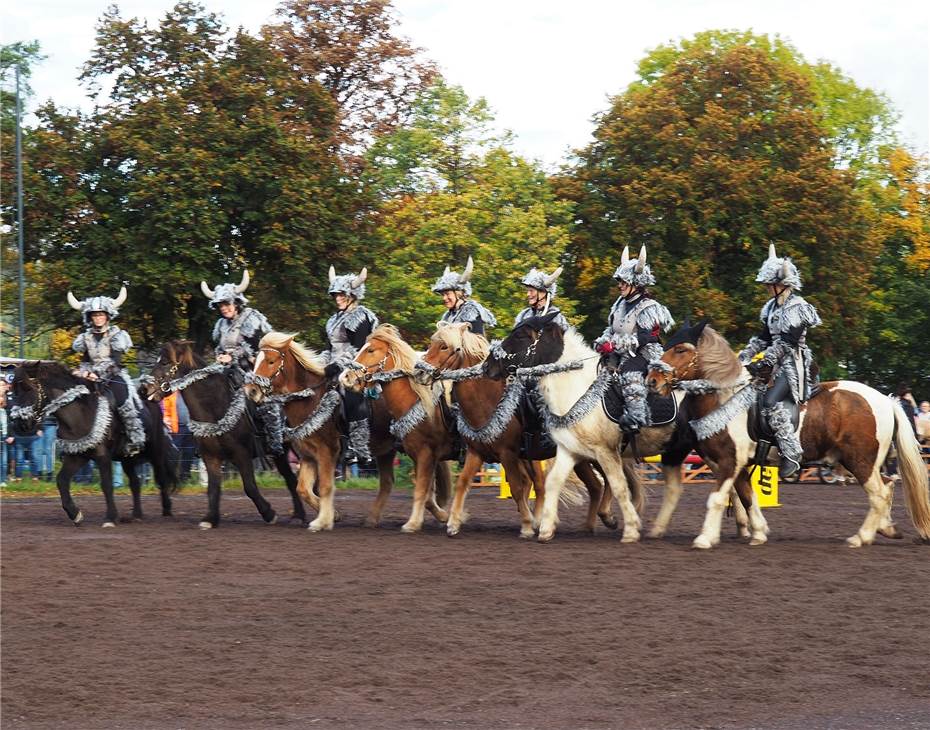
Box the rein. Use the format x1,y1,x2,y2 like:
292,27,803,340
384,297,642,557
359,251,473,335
12,382,114,454
149,360,246,438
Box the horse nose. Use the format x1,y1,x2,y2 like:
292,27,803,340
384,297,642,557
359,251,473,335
647,376,657,389
244,384,263,403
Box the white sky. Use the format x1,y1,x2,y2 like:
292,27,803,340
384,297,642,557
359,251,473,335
3,0,928,167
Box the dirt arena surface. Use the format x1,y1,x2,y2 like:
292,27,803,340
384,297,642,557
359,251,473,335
2,480,929,730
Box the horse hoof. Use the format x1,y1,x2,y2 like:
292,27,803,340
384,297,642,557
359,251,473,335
647,526,666,539
400,523,420,534
601,516,619,530
102,521,116,529
878,525,903,539
333,510,343,523
519,529,535,540
749,536,768,546
198,521,213,530
73,511,84,526
537,530,555,543
621,530,641,544
446,526,461,538
692,535,713,550
265,513,278,525
846,535,864,548
308,521,330,532
738,527,751,539
364,518,380,529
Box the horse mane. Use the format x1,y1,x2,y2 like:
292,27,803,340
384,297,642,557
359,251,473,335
160,340,205,369
562,327,594,359
259,332,325,375
368,324,438,416
16,361,80,390
698,326,744,387
431,323,490,363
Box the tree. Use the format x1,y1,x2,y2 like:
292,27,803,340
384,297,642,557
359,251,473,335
21,2,365,353
262,0,438,161
564,35,875,374
365,82,575,342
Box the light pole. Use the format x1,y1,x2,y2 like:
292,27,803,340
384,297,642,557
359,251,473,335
15,64,26,358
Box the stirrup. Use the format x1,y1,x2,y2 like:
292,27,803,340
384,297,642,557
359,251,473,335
779,456,801,480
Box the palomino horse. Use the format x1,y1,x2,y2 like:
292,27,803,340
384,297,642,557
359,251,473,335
484,313,768,544
648,322,930,547
341,324,452,533
244,333,343,531
418,321,618,537
145,341,300,528
12,361,177,526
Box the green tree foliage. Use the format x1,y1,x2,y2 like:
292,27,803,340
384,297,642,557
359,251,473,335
20,2,364,351
565,34,876,374
364,81,575,342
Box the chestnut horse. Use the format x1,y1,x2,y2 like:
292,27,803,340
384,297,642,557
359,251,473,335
245,333,343,531
648,322,930,547
485,313,768,544
341,324,452,533
418,321,618,537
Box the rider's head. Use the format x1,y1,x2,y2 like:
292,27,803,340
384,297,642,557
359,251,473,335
755,243,801,299
612,245,655,300
328,265,368,312
67,287,126,330
432,256,475,310
520,267,562,312
202,271,250,316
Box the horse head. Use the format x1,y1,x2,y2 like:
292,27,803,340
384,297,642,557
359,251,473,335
146,341,202,401
416,321,489,385
340,325,404,393
483,311,565,380
247,332,326,403
647,318,744,395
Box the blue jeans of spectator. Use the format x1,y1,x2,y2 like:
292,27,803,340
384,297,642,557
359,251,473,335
37,424,57,478
14,435,39,478
1,442,9,482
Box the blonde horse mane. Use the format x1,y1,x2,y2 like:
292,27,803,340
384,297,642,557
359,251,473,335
697,326,744,387
368,324,438,416
259,332,325,375
431,322,490,363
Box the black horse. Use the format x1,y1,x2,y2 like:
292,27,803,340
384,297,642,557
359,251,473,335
144,341,301,528
12,361,178,526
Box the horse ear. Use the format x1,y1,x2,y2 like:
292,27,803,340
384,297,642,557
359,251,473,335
636,245,647,273
621,246,630,265
436,320,450,329
328,265,336,284
693,318,709,340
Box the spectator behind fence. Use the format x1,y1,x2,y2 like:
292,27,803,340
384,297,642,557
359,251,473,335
36,412,57,480
1,381,11,486
895,383,919,437
917,400,930,449
8,390,39,481
163,391,195,483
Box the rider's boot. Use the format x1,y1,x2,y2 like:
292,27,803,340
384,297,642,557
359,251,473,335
764,402,803,480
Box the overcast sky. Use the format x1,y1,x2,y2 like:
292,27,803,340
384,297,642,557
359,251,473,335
3,0,928,167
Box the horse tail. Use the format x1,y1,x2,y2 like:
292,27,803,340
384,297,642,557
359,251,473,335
623,459,645,515
892,405,930,541
560,460,588,507
145,401,180,495
434,460,451,509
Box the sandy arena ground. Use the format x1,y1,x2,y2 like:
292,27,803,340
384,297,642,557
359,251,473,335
2,479,929,729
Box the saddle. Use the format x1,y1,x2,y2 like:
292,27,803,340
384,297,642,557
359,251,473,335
601,378,678,427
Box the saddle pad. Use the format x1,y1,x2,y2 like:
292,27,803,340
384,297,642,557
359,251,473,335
602,384,678,426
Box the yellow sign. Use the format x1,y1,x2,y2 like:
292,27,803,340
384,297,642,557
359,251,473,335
497,467,537,500
751,465,781,508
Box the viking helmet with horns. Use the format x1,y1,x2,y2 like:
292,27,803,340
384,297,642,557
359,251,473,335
201,271,251,309
431,256,475,296
328,266,368,300
755,243,802,290
67,287,127,325
520,266,563,297
612,245,656,288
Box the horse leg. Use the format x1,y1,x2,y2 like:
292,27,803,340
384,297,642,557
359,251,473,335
598,451,641,543
125,460,144,521
235,455,277,525
538,450,576,543
97,457,119,528
649,463,685,539
401,454,432,533
425,462,450,523
308,449,338,532
501,453,535,539
590,462,617,529
692,469,740,550
530,460,547,527
56,456,84,524
365,450,395,528
296,460,320,513
447,449,482,537
847,466,889,548
876,472,902,539
274,451,306,525
200,453,224,529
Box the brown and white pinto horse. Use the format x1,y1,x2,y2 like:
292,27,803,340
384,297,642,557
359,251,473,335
418,321,618,538
341,324,452,533
648,324,930,547
245,333,343,531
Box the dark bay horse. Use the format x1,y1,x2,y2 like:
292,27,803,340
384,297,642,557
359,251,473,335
341,324,452,533
144,341,300,529
418,321,618,538
648,322,930,547
12,362,177,526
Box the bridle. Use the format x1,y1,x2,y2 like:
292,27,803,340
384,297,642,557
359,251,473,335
354,351,391,384
667,349,699,388
154,360,181,394
256,347,288,391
